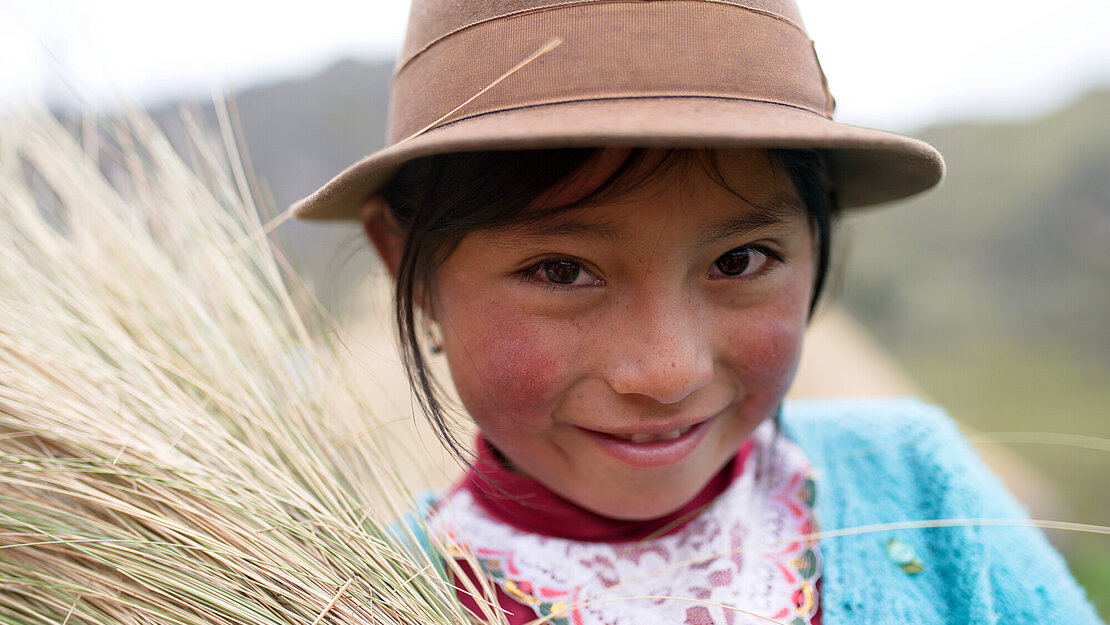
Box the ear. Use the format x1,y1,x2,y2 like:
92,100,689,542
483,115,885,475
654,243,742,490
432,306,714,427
361,194,403,278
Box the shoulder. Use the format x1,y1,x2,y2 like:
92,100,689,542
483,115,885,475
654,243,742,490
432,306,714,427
778,396,1008,519
779,396,968,472
781,398,1102,622
388,491,447,574
780,396,957,442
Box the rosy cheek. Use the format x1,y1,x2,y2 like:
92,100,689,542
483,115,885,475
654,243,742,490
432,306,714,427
724,309,807,409
446,318,572,434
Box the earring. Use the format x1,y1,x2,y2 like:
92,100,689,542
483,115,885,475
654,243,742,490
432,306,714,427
426,321,444,355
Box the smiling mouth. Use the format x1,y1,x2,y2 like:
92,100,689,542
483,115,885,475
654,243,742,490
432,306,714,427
607,425,694,444
585,419,711,468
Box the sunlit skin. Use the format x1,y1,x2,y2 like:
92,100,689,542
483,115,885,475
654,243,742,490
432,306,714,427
367,148,816,521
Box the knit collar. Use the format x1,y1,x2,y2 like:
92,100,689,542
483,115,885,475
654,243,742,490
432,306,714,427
459,435,752,543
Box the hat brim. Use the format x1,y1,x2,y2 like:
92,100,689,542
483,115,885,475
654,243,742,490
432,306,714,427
292,97,944,220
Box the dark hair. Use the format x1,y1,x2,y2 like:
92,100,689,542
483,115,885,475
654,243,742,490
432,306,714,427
379,148,838,458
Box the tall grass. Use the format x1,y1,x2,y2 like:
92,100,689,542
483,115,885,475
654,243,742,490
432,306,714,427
0,107,484,624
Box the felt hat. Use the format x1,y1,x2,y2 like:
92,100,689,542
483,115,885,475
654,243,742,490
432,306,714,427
293,0,944,220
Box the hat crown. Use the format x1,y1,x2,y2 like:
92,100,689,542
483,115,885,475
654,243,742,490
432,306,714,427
400,0,808,67
389,0,832,144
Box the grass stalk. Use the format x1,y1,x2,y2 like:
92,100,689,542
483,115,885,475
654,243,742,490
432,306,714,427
0,107,476,624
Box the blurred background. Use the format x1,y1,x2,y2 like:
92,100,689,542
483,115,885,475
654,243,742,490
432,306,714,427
3,0,1108,616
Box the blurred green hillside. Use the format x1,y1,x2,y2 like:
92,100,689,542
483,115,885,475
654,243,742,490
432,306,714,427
157,61,1109,616
842,89,1109,368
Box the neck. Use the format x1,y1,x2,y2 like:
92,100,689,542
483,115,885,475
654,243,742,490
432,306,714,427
460,436,752,542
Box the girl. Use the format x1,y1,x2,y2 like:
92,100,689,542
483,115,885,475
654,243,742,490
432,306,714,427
294,0,1101,623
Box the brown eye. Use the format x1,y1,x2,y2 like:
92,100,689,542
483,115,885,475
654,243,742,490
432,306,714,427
709,246,773,279
714,248,752,276
543,260,582,284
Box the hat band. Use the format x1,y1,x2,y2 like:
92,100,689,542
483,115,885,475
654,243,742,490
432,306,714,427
389,0,834,144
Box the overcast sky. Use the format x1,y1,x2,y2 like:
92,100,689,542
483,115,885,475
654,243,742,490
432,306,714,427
3,0,1109,131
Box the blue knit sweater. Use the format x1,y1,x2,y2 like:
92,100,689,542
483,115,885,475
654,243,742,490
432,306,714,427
781,397,1101,624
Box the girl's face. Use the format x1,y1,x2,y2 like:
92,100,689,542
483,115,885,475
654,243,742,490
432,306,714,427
425,149,815,520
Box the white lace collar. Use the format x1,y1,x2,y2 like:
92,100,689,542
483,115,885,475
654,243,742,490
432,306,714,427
430,422,822,625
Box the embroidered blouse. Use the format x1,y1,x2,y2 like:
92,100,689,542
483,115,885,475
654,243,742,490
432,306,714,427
428,421,823,625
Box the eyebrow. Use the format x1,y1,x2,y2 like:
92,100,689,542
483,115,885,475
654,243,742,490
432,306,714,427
491,200,802,246
496,212,624,243
699,207,799,245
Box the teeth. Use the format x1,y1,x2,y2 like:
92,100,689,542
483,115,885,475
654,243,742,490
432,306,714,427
619,426,692,444
657,428,685,441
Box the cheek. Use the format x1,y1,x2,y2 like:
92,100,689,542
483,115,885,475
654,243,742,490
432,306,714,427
721,299,809,408
443,309,575,434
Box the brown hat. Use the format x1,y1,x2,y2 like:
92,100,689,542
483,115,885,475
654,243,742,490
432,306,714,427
293,0,944,220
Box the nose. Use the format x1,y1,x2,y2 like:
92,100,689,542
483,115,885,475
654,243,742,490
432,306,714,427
603,292,714,405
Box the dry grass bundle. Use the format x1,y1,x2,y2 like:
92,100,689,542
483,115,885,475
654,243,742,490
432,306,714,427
0,107,480,624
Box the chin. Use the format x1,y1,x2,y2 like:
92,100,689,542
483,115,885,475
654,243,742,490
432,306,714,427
571,480,705,522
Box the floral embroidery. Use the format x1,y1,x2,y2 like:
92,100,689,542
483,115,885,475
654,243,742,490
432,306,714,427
474,549,579,625
431,422,822,624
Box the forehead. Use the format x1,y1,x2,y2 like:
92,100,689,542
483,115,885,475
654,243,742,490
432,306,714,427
524,147,806,225
534,148,803,213
487,148,809,248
